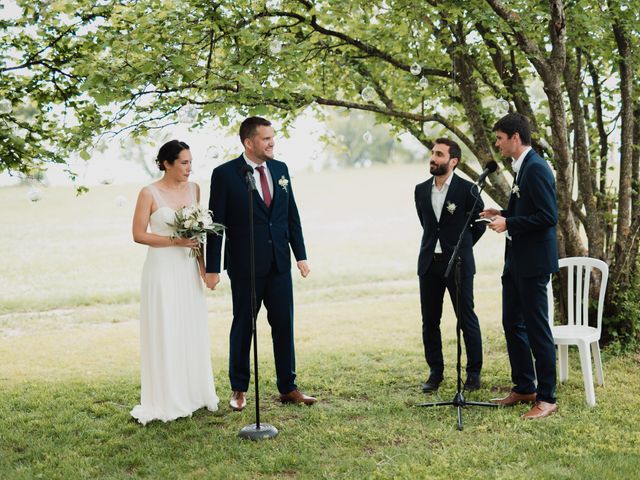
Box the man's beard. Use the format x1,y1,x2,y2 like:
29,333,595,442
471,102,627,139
430,162,449,176
257,151,274,162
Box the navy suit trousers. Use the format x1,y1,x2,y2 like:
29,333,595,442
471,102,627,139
501,263,556,403
419,257,483,377
228,266,296,395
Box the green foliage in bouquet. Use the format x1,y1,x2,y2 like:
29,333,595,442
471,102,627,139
167,205,224,258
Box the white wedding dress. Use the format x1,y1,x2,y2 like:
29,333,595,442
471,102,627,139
131,183,219,425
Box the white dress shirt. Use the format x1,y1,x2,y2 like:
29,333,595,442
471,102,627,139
506,146,531,240
243,153,273,202
431,172,454,254
512,146,531,182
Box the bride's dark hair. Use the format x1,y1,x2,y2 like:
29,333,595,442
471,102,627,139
156,140,190,171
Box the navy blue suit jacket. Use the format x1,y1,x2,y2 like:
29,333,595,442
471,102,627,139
415,173,485,277
503,149,559,277
205,155,307,278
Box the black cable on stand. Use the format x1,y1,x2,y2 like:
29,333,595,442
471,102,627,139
238,164,278,440
416,162,499,431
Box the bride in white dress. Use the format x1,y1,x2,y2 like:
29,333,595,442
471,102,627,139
130,140,218,425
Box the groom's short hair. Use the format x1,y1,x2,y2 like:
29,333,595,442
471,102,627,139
240,116,272,144
493,112,532,145
435,137,461,164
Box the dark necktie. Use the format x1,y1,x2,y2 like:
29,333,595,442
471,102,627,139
256,165,272,208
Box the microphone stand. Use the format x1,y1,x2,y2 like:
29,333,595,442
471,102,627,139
416,178,497,430
238,168,278,440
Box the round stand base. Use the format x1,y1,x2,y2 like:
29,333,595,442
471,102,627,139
238,423,278,441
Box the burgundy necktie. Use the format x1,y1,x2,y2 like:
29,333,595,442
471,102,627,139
256,165,272,208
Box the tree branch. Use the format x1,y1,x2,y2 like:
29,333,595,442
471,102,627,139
483,0,548,72
254,10,451,78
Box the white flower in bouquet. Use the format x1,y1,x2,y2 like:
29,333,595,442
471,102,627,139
168,205,225,257
182,205,196,217
196,209,212,225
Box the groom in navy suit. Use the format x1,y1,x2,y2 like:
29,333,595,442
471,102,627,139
415,138,486,394
205,116,316,411
481,113,559,419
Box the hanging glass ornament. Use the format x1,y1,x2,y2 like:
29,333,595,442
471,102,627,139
179,104,198,124
418,76,429,89
269,39,283,55
410,62,422,76
0,99,12,114
27,187,42,202
361,86,376,102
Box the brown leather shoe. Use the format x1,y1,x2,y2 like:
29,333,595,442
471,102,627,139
522,401,558,419
490,391,536,406
229,391,246,411
279,389,317,405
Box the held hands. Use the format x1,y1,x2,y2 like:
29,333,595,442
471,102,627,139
479,208,508,233
204,273,220,290
297,260,310,278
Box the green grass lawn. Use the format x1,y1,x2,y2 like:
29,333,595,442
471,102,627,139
1,165,639,479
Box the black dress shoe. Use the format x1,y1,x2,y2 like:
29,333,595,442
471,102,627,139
422,375,443,393
463,374,481,392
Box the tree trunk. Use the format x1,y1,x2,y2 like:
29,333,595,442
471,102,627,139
610,16,634,290
564,50,604,260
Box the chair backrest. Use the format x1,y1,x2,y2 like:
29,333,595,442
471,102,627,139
557,257,609,334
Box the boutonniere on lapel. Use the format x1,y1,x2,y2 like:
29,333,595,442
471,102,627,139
446,201,457,214
278,176,289,192
511,184,521,198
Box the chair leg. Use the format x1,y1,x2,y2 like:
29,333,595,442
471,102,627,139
591,342,605,387
578,340,596,407
558,344,569,383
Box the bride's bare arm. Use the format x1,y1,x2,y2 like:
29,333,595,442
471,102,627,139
132,188,198,248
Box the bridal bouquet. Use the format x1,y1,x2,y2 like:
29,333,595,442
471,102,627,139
168,205,225,257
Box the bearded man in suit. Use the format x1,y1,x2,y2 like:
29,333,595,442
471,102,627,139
415,138,486,394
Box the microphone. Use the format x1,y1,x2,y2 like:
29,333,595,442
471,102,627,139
240,164,257,191
475,161,498,186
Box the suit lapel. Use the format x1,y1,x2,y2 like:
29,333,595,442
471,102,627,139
235,155,269,215
440,174,458,223
267,160,280,210
432,173,458,224
507,150,534,212
517,150,534,183
425,178,438,224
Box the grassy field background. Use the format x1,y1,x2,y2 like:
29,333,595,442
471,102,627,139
1,164,639,479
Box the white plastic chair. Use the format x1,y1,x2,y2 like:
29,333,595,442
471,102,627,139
548,257,609,407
